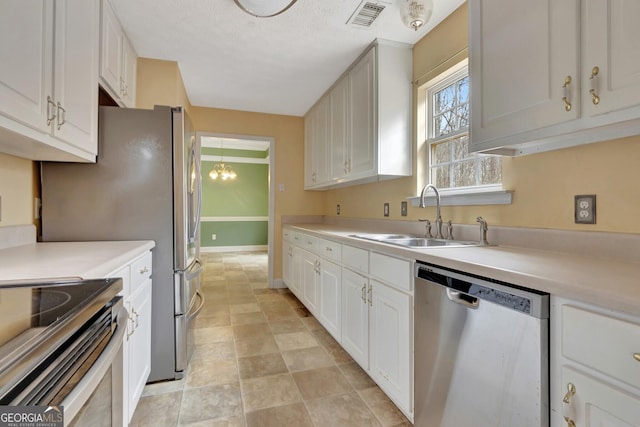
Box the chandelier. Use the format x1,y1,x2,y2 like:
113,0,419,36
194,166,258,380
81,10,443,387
208,141,237,181
400,0,434,31
233,0,299,17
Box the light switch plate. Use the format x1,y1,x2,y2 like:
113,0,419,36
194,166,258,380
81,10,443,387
401,201,407,216
575,195,596,224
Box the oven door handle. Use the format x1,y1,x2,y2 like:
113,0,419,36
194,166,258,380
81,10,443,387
60,306,128,426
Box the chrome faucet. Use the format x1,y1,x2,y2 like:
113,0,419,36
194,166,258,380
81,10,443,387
476,216,489,245
419,184,443,239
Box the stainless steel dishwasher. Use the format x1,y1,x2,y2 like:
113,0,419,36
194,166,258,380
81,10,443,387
415,261,550,427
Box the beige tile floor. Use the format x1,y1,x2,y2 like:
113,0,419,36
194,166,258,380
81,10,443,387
130,251,411,427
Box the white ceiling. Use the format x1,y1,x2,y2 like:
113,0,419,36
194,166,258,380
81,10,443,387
110,0,465,117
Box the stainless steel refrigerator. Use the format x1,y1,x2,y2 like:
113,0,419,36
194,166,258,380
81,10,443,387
41,105,204,382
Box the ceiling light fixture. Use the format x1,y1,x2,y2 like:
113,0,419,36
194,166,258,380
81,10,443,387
233,0,299,17
400,0,433,31
208,141,237,181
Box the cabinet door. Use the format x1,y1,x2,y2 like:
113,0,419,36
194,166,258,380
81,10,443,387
53,0,99,153
318,259,341,341
312,96,330,185
348,48,376,177
100,0,123,98
282,240,293,287
0,1,53,133
469,0,579,148
341,268,369,369
559,367,640,427
369,280,412,414
290,246,304,300
301,250,319,316
121,36,137,108
127,280,152,422
583,0,640,117
303,113,315,188
329,76,349,181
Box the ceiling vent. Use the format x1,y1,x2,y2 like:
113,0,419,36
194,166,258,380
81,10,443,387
347,1,390,28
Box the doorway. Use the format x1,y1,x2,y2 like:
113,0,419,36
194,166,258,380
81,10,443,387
197,132,276,286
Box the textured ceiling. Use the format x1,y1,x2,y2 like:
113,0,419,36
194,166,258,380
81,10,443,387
110,0,465,116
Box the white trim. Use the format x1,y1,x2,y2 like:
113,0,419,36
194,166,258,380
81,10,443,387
201,216,268,222
201,155,269,164
201,135,270,151
409,189,513,207
200,245,268,253
271,278,288,289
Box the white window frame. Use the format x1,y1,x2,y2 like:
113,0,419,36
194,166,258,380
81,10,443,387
411,58,512,207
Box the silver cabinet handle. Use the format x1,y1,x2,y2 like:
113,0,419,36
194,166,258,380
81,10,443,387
634,353,640,362
325,246,332,252
47,96,56,125
56,102,66,130
361,283,366,303
139,266,149,274
367,285,372,307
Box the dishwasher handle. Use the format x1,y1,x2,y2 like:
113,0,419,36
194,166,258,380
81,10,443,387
446,289,479,309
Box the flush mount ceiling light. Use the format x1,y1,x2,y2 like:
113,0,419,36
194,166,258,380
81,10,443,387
400,0,434,31
233,0,299,17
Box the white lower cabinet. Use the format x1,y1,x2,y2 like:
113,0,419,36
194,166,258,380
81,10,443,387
109,250,152,426
318,258,341,341
341,268,369,368
369,279,412,414
551,296,640,427
282,228,414,420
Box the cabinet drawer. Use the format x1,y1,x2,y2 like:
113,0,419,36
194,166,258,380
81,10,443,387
299,234,317,252
130,252,153,295
369,253,411,293
562,304,640,390
290,231,304,246
316,238,341,263
283,229,292,242
343,245,369,274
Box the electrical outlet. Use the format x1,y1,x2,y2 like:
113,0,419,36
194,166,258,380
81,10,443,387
401,201,407,216
336,204,341,215
211,234,217,240
383,203,389,217
575,195,596,224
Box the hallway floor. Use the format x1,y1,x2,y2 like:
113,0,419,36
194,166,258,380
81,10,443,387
130,251,411,426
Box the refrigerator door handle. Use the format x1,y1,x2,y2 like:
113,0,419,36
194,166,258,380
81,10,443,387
191,143,202,242
188,290,205,320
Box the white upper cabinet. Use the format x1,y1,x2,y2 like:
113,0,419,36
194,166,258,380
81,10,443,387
100,0,137,108
0,0,99,162
582,0,640,117
304,40,412,189
470,0,640,155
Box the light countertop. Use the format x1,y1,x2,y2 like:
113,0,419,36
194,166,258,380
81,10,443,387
0,240,155,285
286,224,640,317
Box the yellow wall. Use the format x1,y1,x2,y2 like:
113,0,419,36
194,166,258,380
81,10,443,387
0,153,35,226
325,3,640,234
136,58,192,113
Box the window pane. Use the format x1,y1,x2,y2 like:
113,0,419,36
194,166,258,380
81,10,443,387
452,135,470,161
435,85,455,114
432,140,451,165
480,156,502,185
456,76,469,103
435,110,456,136
432,165,451,189
456,104,469,129
453,160,476,187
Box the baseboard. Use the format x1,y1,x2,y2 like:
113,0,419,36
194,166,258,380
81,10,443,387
271,278,287,289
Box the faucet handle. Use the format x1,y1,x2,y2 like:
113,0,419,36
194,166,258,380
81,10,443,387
446,220,453,240
476,216,489,245
419,218,433,238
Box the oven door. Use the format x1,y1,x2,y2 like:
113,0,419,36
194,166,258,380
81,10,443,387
62,302,127,427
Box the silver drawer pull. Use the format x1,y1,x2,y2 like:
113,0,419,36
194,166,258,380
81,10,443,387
325,247,332,252
634,353,640,362
139,266,149,274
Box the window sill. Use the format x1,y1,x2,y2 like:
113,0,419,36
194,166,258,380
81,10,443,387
408,187,513,207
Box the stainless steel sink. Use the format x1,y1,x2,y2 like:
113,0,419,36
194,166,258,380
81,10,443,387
349,234,482,248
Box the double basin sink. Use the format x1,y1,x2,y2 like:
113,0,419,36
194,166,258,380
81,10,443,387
349,233,483,249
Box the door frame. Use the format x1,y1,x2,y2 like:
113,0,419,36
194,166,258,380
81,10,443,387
196,131,276,286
